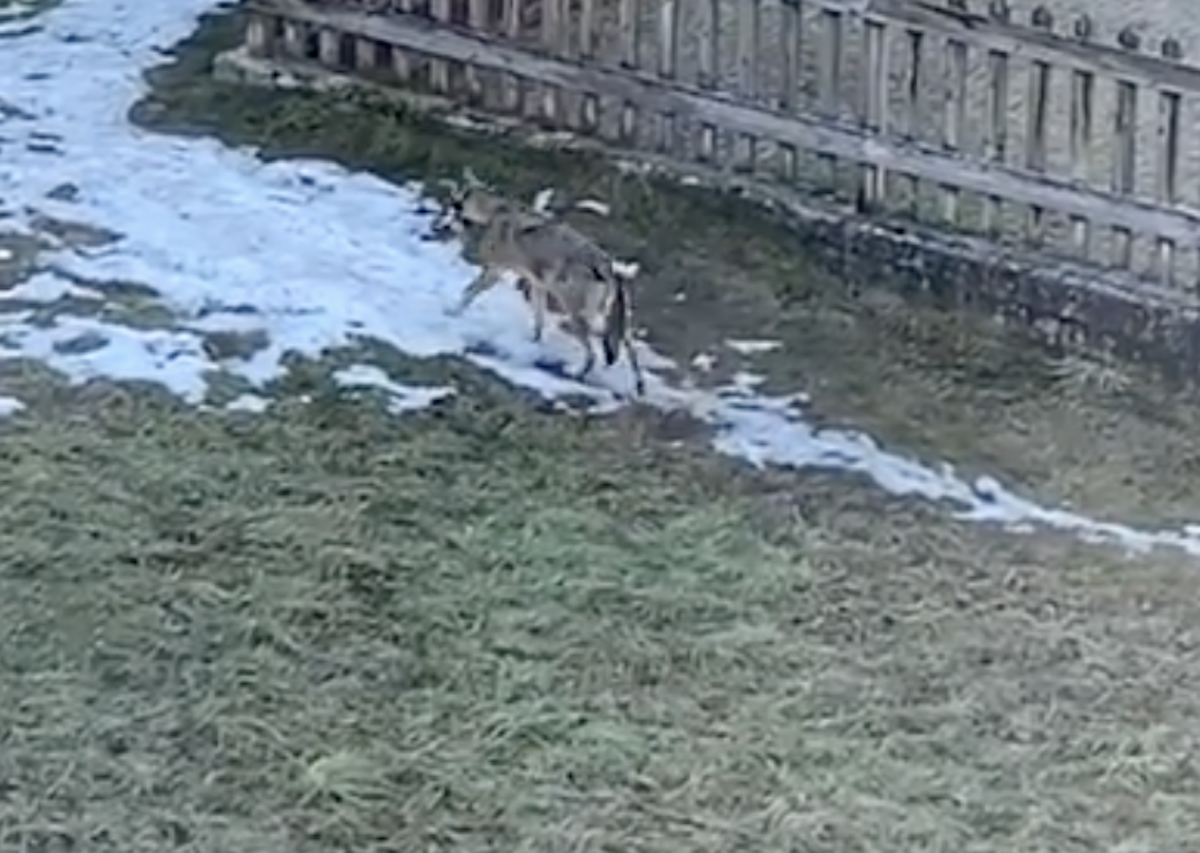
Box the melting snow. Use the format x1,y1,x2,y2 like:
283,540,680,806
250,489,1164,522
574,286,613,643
0,396,25,417
725,338,782,355
1,0,1199,558
334,363,455,413
224,392,269,414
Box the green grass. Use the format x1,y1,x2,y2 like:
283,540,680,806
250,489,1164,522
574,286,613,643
4,4,1200,851
4,364,1200,853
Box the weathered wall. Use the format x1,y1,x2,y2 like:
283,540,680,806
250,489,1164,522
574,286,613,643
242,0,1200,386
573,0,1200,282
219,39,1200,390
988,0,1200,276
1008,0,1193,52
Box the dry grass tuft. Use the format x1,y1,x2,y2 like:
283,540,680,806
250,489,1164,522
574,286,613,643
1048,352,1135,398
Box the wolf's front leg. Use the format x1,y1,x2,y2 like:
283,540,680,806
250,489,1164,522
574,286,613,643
625,336,646,397
529,285,548,342
448,267,500,317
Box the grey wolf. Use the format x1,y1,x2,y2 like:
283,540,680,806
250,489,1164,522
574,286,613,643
437,169,646,396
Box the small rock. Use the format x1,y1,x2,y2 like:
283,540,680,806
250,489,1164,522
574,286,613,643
28,212,120,248
201,328,272,362
52,330,109,356
0,99,34,122
45,183,80,203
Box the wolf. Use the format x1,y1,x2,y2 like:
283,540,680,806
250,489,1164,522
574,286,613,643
437,168,646,396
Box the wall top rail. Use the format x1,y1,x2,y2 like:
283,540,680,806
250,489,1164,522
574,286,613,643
853,0,1200,92
252,0,1200,245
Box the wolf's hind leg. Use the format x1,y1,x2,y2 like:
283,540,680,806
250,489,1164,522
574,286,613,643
564,314,595,381
529,283,548,343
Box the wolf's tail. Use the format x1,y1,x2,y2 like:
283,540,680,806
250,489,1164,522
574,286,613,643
601,276,629,368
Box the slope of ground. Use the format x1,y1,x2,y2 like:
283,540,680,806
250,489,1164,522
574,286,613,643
4,361,1200,853
133,7,1200,539
1,2,1200,852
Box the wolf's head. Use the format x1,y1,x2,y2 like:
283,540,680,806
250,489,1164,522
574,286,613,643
430,166,510,237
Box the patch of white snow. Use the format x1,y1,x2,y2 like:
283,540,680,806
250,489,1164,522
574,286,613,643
0,0,1197,560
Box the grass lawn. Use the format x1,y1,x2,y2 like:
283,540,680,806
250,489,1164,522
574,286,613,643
5,363,1200,853
2,4,1200,852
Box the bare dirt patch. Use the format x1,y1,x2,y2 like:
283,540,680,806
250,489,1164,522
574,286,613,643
0,231,47,290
